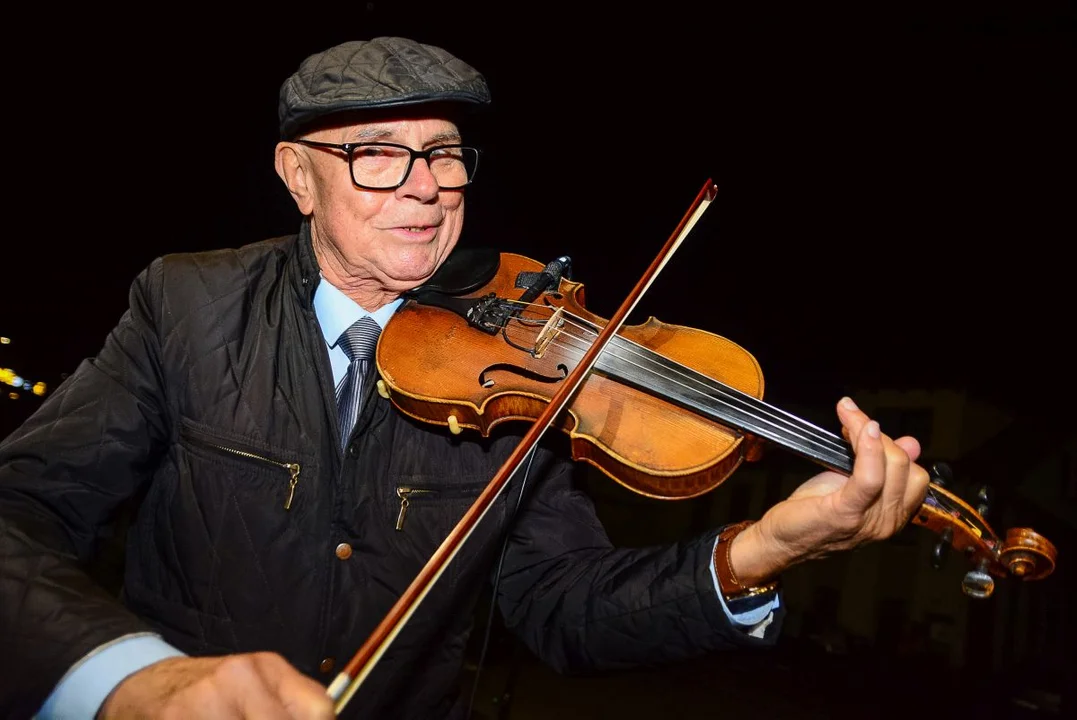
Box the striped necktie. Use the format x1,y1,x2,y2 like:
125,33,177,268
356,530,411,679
335,316,382,449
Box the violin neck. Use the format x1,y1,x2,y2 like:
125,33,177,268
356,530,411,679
599,336,1005,548
597,336,856,474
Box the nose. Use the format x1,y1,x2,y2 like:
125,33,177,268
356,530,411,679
398,157,440,199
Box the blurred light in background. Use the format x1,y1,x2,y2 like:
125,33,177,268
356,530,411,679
1,336,51,400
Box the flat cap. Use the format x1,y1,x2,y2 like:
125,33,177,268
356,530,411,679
278,37,491,139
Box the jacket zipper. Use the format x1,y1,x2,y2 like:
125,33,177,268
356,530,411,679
196,440,302,510
394,483,492,531
395,487,436,530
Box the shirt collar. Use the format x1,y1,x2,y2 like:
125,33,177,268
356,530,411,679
313,277,403,348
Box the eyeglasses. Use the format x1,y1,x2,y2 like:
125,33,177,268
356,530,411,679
294,140,480,190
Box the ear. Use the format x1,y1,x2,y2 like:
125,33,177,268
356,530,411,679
275,142,315,215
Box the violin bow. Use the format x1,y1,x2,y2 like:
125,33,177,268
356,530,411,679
325,179,720,714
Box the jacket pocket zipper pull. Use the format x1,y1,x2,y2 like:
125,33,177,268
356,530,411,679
395,487,434,531
283,463,301,510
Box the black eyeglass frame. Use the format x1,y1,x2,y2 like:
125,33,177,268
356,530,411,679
293,140,480,190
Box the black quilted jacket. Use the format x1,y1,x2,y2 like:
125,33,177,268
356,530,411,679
0,222,782,719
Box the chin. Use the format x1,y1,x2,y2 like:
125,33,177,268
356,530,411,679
388,245,450,282
381,259,439,290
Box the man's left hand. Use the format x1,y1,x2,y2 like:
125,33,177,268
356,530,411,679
729,396,931,586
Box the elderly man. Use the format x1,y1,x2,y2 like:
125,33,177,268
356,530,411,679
0,37,927,720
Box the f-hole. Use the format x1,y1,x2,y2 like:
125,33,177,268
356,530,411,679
479,363,569,388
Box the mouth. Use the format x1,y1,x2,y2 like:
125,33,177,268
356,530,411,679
387,223,442,241
387,219,442,230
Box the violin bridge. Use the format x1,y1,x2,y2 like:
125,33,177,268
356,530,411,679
533,307,565,359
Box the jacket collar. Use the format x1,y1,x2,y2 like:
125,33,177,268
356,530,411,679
289,217,321,309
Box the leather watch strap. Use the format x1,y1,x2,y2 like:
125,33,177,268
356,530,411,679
714,520,780,600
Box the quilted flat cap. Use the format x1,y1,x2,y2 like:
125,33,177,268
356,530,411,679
278,37,491,139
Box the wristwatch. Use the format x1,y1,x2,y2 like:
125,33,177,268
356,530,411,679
714,520,780,600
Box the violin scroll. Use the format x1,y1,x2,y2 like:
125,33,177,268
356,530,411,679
998,527,1056,581
916,462,1057,599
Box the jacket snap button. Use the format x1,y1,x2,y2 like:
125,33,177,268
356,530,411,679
335,542,353,560
320,657,335,673
347,444,358,457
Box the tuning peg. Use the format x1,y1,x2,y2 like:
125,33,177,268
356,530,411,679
932,527,954,570
930,461,953,488
962,558,995,599
975,484,991,520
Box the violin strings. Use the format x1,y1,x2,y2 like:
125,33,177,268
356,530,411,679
491,299,969,523
502,304,848,455
497,301,968,521
495,301,977,525
499,300,851,460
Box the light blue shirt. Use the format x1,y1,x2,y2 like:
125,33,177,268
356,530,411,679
37,277,776,718
35,633,185,719
312,277,403,390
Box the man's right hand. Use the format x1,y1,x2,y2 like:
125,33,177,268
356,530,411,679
98,653,336,719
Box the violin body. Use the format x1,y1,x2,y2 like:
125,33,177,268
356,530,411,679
377,252,765,499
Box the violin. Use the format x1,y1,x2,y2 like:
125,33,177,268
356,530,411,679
327,180,1057,712
376,254,1057,595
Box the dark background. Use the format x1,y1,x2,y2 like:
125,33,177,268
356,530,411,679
3,2,1075,426
1,2,1074,718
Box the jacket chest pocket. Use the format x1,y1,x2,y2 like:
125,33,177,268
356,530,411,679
146,420,323,628
385,478,511,581
178,420,311,512
393,482,503,532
